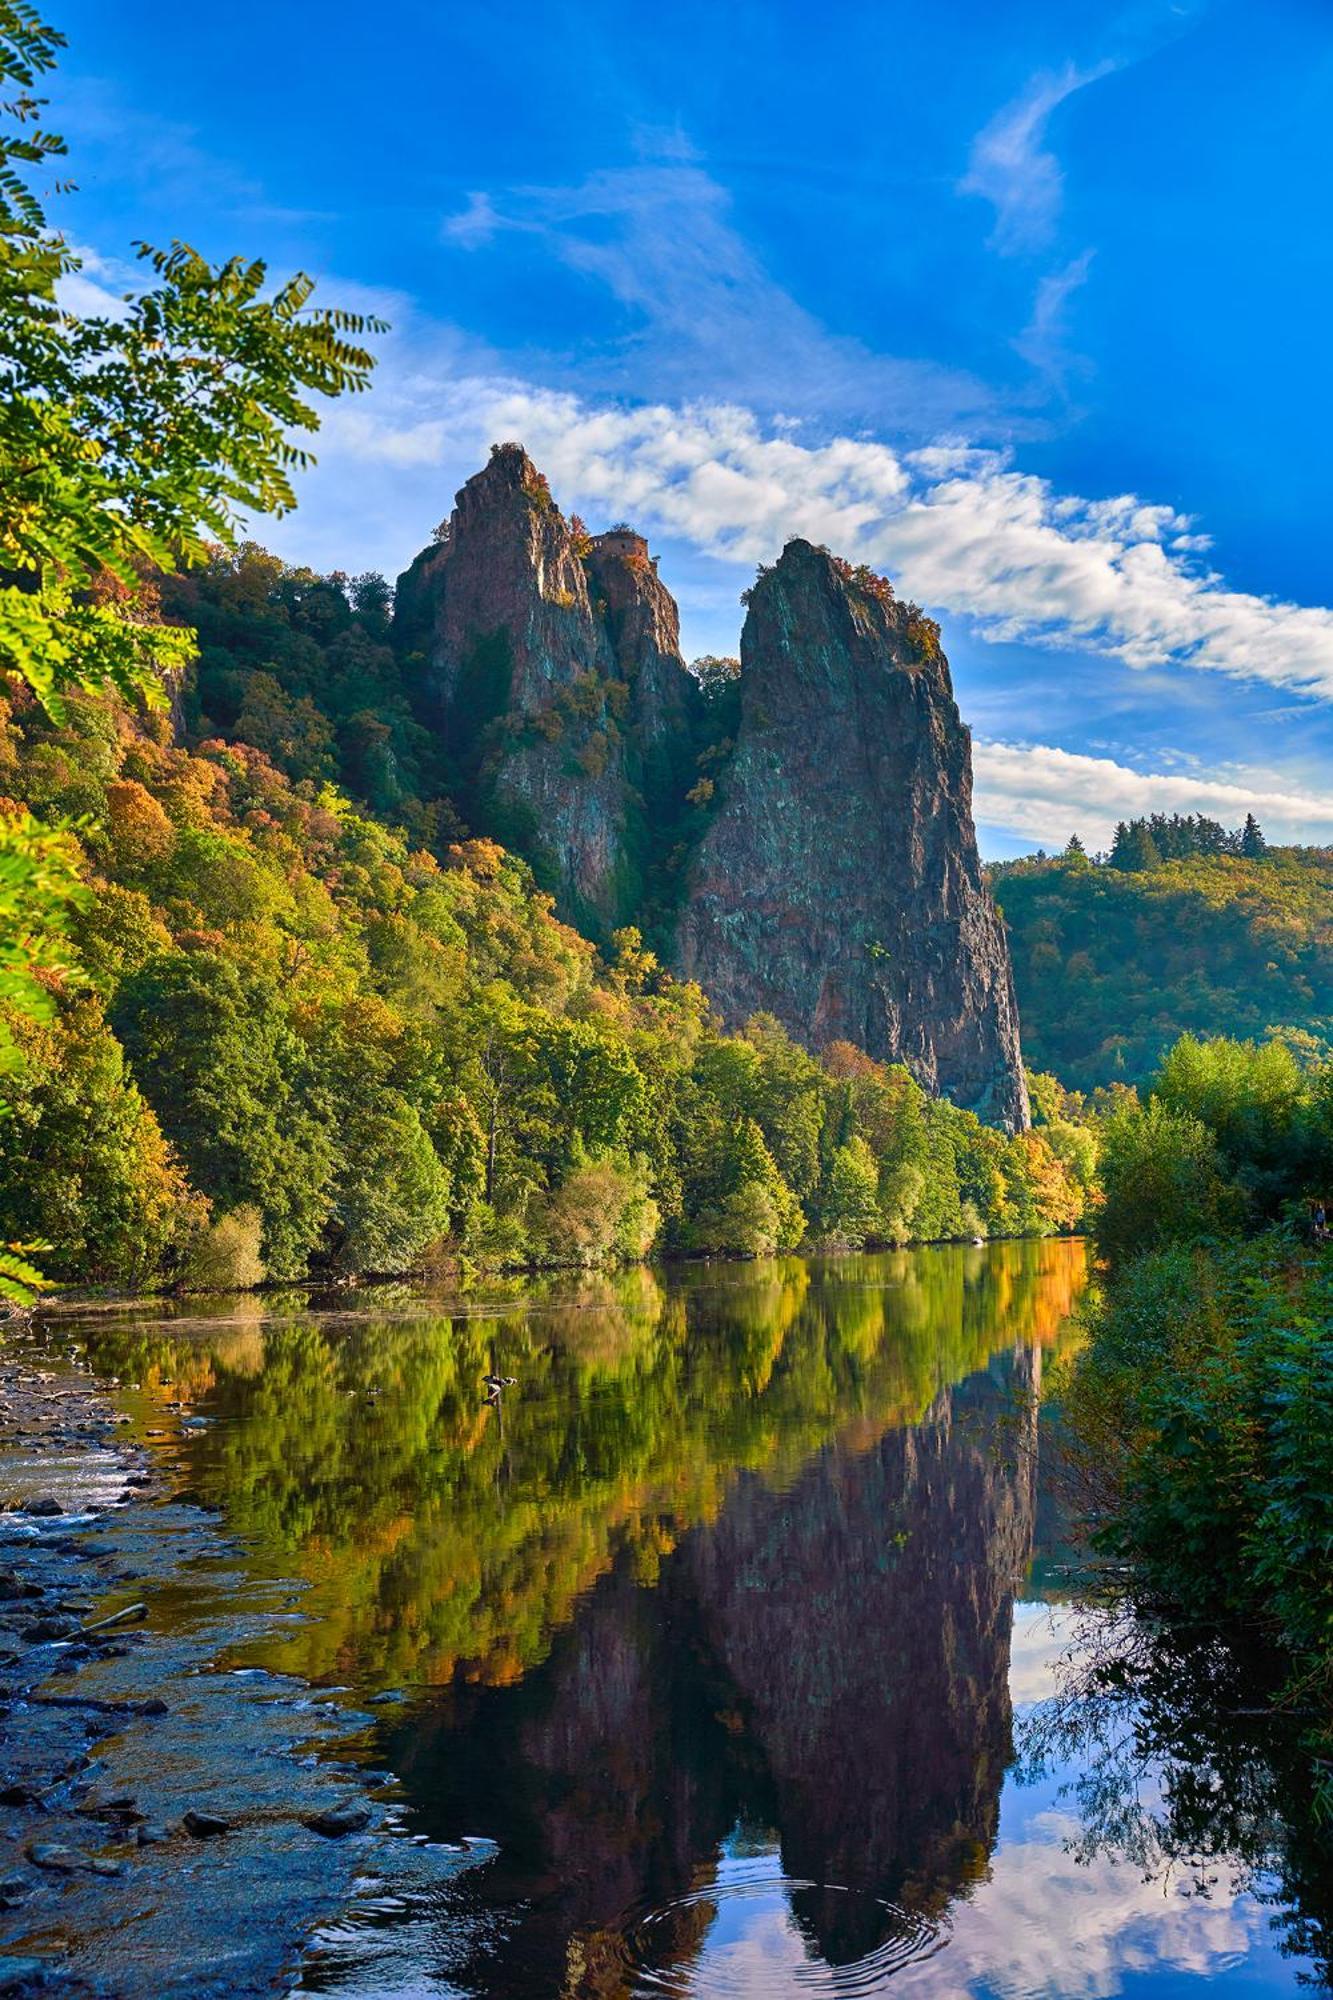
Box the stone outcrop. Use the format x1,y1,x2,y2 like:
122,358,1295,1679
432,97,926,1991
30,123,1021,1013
397,451,1028,1128
394,443,697,938
677,540,1028,1127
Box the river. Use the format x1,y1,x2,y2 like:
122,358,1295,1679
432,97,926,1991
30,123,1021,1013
41,1240,1331,1997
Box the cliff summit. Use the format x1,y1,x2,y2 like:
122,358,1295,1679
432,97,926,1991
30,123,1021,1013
396,450,1028,1129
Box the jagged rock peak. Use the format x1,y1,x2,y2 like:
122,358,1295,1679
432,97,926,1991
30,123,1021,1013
677,536,1029,1129
394,454,1029,1126
393,445,698,940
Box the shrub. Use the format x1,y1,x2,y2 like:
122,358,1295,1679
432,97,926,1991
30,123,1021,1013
1068,1236,1333,1752
532,1154,659,1266
180,1205,266,1292
1094,1098,1240,1262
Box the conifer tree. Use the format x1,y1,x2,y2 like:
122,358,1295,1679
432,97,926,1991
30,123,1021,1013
1240,812,1267,858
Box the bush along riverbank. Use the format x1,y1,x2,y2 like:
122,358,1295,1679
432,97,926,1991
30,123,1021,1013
1065,1032,1333,1816
0,683,1096,1299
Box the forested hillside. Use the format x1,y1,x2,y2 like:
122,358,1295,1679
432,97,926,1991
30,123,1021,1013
0,630,1089,1292
992,845,1333,1092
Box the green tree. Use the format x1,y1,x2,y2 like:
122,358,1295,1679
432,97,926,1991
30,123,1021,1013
0,7,380,714
326,1094,451,1275
1152,1034,1307,1213
1240,812,1267,858
0,2,379,1296
1094,1097,1239,1263
1109,820,1162,872
686,1115,805,1255
0,995,202,1283
112,950,335,1278
819,1136,882,1245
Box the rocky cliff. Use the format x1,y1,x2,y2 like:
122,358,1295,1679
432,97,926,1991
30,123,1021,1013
678,539,1027,1128
394,442,697,938
397,451,1028,1128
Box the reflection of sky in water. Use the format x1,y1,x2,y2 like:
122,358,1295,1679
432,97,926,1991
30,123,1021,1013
624,1840,949,1995
83,1248,1317,2000
633,1608,1306,2000
652,1852,822,1997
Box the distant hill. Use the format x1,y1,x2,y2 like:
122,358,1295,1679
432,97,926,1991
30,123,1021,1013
990,848,1333,1092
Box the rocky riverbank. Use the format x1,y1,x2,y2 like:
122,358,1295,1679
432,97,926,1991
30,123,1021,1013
0,1319,464,1999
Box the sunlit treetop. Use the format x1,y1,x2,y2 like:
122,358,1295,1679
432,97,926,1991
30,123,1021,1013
0,0,385,718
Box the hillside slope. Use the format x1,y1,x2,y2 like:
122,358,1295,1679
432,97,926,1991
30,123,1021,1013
991,849,1333,1091
0,675,1088,1294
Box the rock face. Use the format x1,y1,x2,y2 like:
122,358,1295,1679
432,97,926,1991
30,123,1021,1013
677,540,1028,1128
394,443,697,938
398,452,1027,1128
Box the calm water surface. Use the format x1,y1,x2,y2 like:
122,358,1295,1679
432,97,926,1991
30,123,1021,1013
71,1242,1331,1998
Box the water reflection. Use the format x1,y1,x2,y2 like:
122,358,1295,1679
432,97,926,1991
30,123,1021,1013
382,1339,1039,1994
64,1241,1331,1996
78,1241,1083,1699
1016,1602,1333,1990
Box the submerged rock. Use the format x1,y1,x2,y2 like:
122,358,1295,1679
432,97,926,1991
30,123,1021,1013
27,1842,91,1872
0,1957,62,1993
304,1801,372,1838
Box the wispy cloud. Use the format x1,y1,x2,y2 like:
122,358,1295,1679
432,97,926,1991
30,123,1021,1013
53,74,263,213
1013,249,1095,383
959,62,1115,255
973,741,1333,850
322,372,1333,703
441,161,1004,438
442,191,510,248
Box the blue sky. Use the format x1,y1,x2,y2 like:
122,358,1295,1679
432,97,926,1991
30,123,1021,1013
46,0,1333,854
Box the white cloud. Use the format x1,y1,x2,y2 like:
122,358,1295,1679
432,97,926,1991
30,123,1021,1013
959,63,1114,254
442,191,509,248
893,1800,1274,2000
1014,249,1095,380
438,161,1000,435
55,242,143,321
318,371,1333,704
972,740,1333,850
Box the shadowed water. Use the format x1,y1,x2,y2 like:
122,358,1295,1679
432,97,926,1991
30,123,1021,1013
63,1241,1332,1998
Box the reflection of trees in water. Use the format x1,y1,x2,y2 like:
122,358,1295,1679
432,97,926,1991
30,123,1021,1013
64,1243,1090,1996
388,1345,1042,1994
73,1241,1085,1696
75,1241,1086,1696
1017,1603,1333,1988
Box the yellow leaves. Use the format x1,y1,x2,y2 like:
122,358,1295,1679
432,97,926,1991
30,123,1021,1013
104,778,173,866
0,801,87,1069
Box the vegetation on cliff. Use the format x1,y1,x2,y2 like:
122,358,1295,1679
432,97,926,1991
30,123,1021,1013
991,839,1333,1092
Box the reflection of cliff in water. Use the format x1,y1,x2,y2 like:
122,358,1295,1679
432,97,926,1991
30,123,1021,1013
73,1241,1084,1701
392,1345,1040,1996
